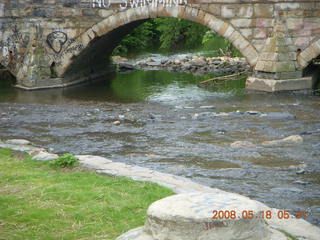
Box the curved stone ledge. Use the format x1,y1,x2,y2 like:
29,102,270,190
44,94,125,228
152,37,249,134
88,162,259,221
1,139,319,240
117,192,290,240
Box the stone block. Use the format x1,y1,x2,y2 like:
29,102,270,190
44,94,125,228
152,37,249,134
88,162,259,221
229,31,242,44
255,60,273,72
274,61,297,72
221,5,236,18
33,8,54,17
254,18,274,28
233,36,249,51
253,28,268,39
253,4,273,18
259,52,277,61
98,9,113,18
239,28,252,40
275,71,303,80
246,76,312,92
278,52,297,61
195,9,206,24
0,3,4,17
230,18,252,28
241,44,258,66
148,5,158,18
294,36,313,49
285,18,303,31
275,3,301,11
216,22,229,36
300,2,316,10
208,4,220,16
238,4,253,18
177,5,186,19
222,25,235,39
279,10,304,17
124,8,136,23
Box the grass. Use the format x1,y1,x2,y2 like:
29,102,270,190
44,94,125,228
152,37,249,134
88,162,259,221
278,229,299,240
0,148,174,240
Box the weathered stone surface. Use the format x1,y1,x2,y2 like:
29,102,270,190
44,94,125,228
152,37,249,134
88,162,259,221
230,141,257,148
116,55,250,75
1,1,320,89
254,4,274,18
0,143,33,153
5,139,30,145
116,227,152,240
262,135,303,146
117,192,289,240
76,155,113,167
32,151,59,161
246,76,313,92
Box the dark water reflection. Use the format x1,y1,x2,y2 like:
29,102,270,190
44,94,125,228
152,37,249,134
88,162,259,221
0,70,319,226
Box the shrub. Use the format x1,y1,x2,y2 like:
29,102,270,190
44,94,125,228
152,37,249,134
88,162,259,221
50,153,79,168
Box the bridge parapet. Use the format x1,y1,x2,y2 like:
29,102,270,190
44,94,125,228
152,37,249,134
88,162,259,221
0,0,319,91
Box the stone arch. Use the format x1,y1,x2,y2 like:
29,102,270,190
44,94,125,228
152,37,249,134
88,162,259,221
297,38,320,68
57,5,258,78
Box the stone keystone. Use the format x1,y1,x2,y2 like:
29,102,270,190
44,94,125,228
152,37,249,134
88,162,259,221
116,192,290,240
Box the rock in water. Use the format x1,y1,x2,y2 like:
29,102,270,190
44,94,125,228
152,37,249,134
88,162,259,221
118,62,135,71
260,112,295,120
262,135,303,146
296,169,306,175
5,139,30,145
199,105,215,109
113,120,121,125
230,141,257,148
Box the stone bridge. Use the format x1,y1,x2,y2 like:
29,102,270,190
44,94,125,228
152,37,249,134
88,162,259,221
1,0,320,92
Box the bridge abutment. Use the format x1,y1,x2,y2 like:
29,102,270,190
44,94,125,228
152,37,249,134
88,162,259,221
246,19,313,92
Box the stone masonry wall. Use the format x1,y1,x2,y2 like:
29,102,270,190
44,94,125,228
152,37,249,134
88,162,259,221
0,0,320,88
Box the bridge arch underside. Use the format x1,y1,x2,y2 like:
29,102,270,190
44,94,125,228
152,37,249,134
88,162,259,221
59,7,258,85
61,20,146,84
0,63,16,85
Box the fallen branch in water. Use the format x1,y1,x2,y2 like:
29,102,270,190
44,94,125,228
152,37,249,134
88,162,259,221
197,71,248,87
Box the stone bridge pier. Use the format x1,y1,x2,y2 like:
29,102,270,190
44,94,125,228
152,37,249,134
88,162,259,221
1,0,320,92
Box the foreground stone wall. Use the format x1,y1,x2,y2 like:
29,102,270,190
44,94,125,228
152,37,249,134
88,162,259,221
0,0,320,91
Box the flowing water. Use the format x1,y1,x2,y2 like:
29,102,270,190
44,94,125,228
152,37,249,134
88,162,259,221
0,66,319,226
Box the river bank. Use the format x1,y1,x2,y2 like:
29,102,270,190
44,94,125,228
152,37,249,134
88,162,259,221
0,146,173,240
1,139,319,240
112,55,250,75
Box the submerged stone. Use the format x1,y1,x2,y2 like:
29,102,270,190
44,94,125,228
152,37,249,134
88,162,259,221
5,139,30,145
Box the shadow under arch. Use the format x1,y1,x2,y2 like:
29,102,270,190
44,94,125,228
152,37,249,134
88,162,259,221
0,63,16,86
58,6,258,82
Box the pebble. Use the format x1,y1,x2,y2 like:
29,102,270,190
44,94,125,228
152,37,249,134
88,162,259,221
296,169,306,175
113,120,121,125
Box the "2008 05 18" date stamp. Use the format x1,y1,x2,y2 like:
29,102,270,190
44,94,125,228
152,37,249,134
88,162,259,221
211,210,308,220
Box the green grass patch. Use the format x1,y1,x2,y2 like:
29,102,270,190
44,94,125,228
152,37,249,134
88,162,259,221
50,153,79,168
0,148,173,240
